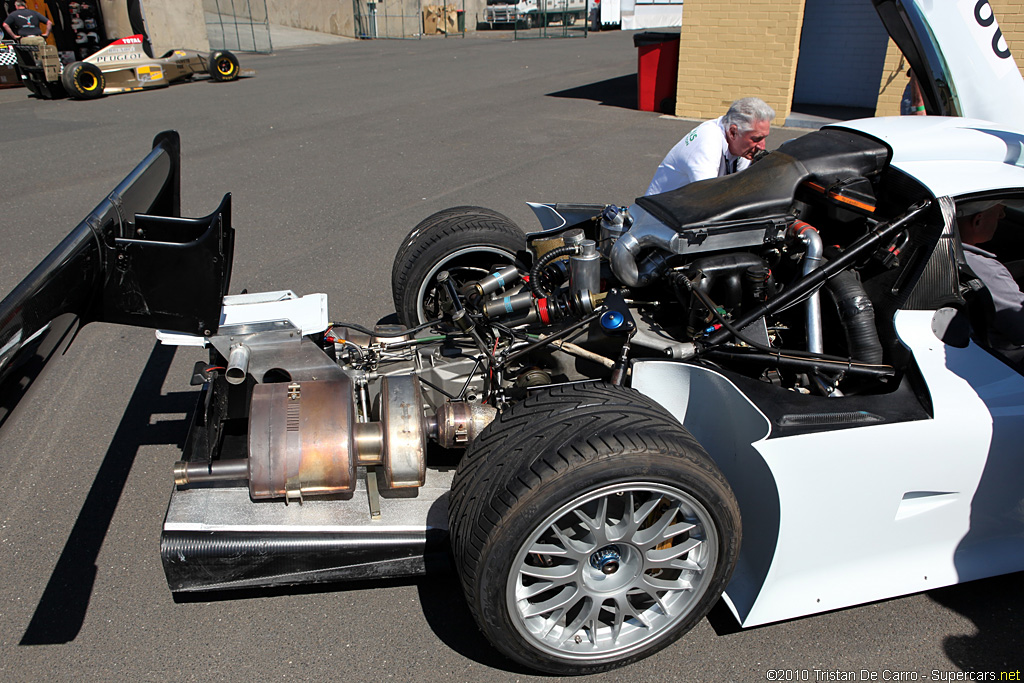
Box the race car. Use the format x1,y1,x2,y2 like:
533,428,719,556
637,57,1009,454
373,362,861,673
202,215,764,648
11,34,240,99
1,0,1023,676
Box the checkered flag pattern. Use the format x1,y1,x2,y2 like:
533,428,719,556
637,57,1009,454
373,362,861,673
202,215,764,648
0,45,18,66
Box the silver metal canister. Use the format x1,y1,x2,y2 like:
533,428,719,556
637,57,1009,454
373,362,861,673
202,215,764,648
599,205,628,257
570,240,600,297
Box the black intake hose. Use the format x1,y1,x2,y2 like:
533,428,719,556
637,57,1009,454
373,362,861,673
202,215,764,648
825,270,884,364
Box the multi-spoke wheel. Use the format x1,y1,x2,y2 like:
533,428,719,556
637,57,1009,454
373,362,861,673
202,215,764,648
509,482,720,660
449,383,740,675
390,207,524,327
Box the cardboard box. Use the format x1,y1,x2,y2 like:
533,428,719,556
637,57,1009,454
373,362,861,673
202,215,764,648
423,5,457,34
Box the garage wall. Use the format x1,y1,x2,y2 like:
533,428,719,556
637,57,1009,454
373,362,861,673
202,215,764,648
99,0,208,53
674,0,804,125
146,0,209,53
792,0,888,108
264,0,487,37
264,0,354,37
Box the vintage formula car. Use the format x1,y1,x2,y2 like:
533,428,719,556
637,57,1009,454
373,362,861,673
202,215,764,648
2,0,1023,675
11,34,240,99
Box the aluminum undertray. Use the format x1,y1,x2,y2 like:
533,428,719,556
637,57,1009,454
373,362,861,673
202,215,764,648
161,467,455,591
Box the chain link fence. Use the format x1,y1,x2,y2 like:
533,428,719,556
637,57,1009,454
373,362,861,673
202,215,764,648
486,0,588,39
353,0,466,39
204,0,273,53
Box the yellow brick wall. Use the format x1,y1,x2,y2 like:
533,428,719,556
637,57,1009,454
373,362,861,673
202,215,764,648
675,0,806,125
874,39,910,117
874,0,1024,116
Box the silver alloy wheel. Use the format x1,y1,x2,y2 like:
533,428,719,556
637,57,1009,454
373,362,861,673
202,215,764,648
413,245,518,324
505,482,720,661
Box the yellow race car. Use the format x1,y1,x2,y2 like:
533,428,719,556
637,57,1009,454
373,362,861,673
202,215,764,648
12,34,240,99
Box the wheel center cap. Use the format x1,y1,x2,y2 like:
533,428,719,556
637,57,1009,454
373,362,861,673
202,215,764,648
590,545,622,575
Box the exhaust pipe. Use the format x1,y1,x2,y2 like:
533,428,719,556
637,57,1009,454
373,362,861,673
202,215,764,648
225,344,250,384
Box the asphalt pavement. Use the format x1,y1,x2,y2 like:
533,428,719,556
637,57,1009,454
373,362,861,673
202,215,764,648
0,29,1020,682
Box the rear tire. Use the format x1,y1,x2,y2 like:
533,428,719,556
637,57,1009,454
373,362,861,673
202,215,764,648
391,207,524,326
208,50,240,82
61,61,104,99
448,383,741,675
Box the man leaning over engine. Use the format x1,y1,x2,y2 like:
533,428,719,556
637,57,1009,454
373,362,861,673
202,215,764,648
645,97,775,196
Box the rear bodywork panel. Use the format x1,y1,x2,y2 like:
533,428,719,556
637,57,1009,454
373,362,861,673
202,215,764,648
0,132,233,428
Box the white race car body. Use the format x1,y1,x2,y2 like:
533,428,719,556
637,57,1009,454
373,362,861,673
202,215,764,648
635,311,1024,627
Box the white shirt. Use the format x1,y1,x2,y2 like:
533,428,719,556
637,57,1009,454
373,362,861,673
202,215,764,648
645,116,748,196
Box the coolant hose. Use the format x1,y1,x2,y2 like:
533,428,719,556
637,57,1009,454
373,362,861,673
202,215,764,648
794,221,823,354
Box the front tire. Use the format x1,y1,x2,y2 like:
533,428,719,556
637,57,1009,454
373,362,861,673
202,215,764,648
448,383,741,675
390,207,524,327
61,61,104,99
208,50,240,82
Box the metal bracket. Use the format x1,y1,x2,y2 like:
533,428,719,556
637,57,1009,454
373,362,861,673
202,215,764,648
366,467,382,520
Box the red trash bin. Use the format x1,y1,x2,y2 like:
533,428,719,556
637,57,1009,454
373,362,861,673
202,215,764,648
634,31,680,114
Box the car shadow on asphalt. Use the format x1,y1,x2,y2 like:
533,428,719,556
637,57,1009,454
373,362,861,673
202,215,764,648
20,342,191,646
929,570,1024,670
169,558,530,673
415,571,539,674
547,73,638,111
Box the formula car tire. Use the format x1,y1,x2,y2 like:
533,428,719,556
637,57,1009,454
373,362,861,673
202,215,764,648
391,207,524,326
448,382,741,675
61,61,105,99
208,50,240,82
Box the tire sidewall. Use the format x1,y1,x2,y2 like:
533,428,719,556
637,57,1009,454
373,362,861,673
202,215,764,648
63,62,103,98
209,50,239,81
391,209,523,326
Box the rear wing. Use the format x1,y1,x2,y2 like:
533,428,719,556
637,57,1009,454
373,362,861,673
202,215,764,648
0,131,234,425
